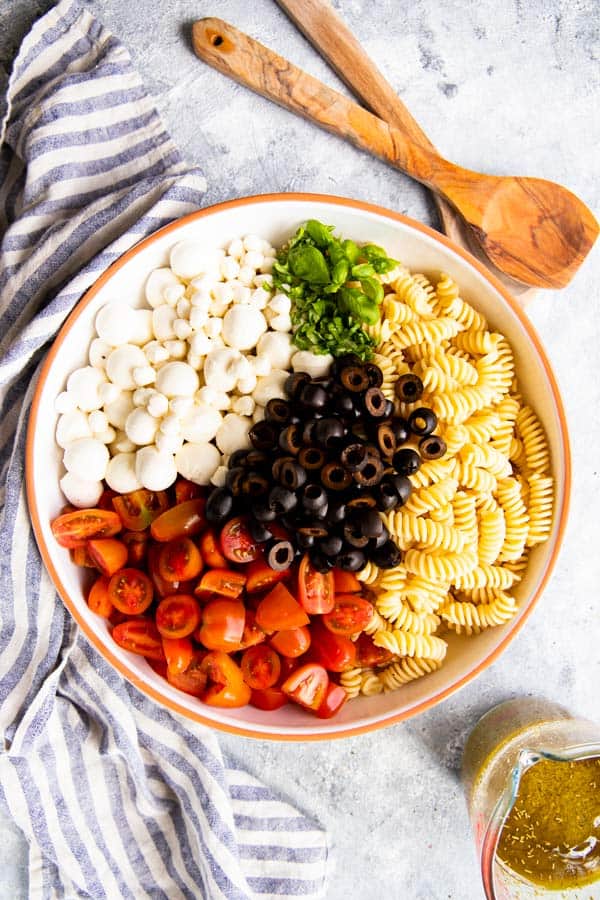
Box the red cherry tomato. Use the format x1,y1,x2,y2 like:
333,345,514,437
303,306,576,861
281,663,329,712
174,478,204,504
71,545,97,567
220,516,261,563
200,651,251,708
297,554,334,614
332,569,362,593
87,538,128,577
241,645,281,690
155,594,201,639
195,568,246,599
308,621,357,672
147,543,179,597
87,576,113,618
255,584,310,632
355,632,394,667
108,568,153,615
197,599,245,651
150,499,206,542
162,636,193,674
51,508,121,548
269,626,311,658
112,618,164,660
122,531,148,566
112,489,169,531
157,538,203,583
278,655,300,683
98,489,118,511
147,657,168,680
322,595,374,636
316,682,348,719
166,650,207,697
237,610,267,650
245,558,289,594
199,528,228,568
250,686,288,711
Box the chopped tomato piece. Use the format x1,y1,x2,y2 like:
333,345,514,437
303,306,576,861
250,686,288,711
162,636,194,675
71,545,97,567
238,610,267,650
155,594,201,639
51,508,121,548
298,554,334,614
98,489,118,511
197,599,245,651
220,516,261,563
199,528,228,568
316,682,348,719
322,595,374,637
147,657,168,679
269,626,311,658
112,618,164,660
148,543,179,597
166,650,207,697
195,568,246,599
281,663,329,711
200,651,251,708
245,558,288,594
355,632,393,667
278,655,300,683
332,568,362,593
122,531,148,566
87,538,128,577
108,568,153,615
150,499,206,542
174,478,204,504
241,645,281,690
255,584,310,632
87,576,113,618
308,621,357,672
158,538,203,583
112,489,169,531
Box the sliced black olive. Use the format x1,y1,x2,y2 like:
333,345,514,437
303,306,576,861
419,434,447,460
205,487,234,523
374,479,400,511
249,420,279,451
278,423,303,455
246,449,270,469
321,462,353,491
390,417,410,445
298,446,326,471
300,382,328,409
332,353,362,375
249,520,273,543
363,386,388,418
343,521,369,548
302,419,318,444
325,498,346,526
337,548,367,571
363,362,384,387
373,422,396,457
241,471,270,498
370,523,390,549
340,366,369,393
353,455,385,487
392,447,422,476
395,373,424,402
297,520,329,538
346,493,377,510
225,466,246,496
297,532,315,550
272,455,296,481
268,486,298,515
267,540,295,571
301,483,328,514
251,499,277,522
389,474,413,505
265,398,292,425
314,417,346,449
285,371,311,401
371,539,402,569
229,449,249,469
333,390,358,418
319,534,344,557
278,459,307,490
383,399,395,418
359,508,385,539
309,550,335,572
408,407,438,437
340,442,368,472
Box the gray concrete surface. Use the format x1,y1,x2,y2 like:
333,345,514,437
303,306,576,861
1,1,599,898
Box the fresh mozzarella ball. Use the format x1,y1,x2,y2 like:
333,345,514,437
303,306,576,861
205,317,223,338
63,438,109,482
88,410,109,435
175,442,221,485
174,318,193,340
56,411,92,448
237,373,257,395
222,306,267,351
110,430,136,454
55,391,77,415
104,391,135,430
145,267,183,308
189,330,211,356
248,288,268,311
187,352,204,370
254,273,273,288
220,256,240,280
243,234,262,252
144,341,169,366
259,258,274,274
227,238,244,259
169,241,223,281
291,350,334,378
98,382,121,406
252,404,266,423
160,414,182,436
129,309,154,346
238,265,255,286
251,354,272,376
169,396,194,418
232,395,255,416
190,290,211,311
95,427,117,445
210,465,228,488
269,293,292,316
125,408,159,445
181,404,222,443
197,385,218,407
164,340,187,360
189,308,209,332
256,331,294,370
59,472,103,509
213,392,232,411
269,313,292,332
106,345,147,390
95,303,138,346
252,370,289,406
203,348,244,392
155,431,184,454
89,338,112,369
132,365,156,387
132,387,154,407
66,366,107,412
152,305,177,342
190,273,216,294
164,283,185,307
105,452,142,493
215,413,252,455
176,298,191,319
243,250,264,271
231,282,251,305
135,446,177,491
147,392,169,418
155,361,199,398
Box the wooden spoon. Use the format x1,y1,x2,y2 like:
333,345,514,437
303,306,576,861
192,17,598,291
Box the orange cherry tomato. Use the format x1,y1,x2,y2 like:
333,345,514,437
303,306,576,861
166,650,207,697
147,657,168,679
147,543,178,597
220,516,261,563
238,610,267,650
122,531,148,566
87,538,128,577
250,686,288,711
112,618,164,660
112,489,169,531
241,645,281,690
255,584,310,632
157,538,203,583
308,621,357,672
155,594,201,639
200,651,251,708
150,499,206,542
355,632,394,667
108,568,153,615
174,477,204,504
278,655,300,683
199,528,228,568
281,663,329,712
87,576,113,618
195,568,246,599
162,636,194,674
269,626,311,658
322,595,374,637
298,554,334,614
71,545,97,567
98,489,118,511
316,682,348,719
197,599,245,651
51,508,121,548
245,558,288,594
332,568,362,593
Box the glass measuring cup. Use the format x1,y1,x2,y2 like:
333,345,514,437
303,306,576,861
462,698,600,898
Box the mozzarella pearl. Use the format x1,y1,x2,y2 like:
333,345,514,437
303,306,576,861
56,411,92,448
89,338,112,369
155,361,199,398
55,391,78,415
215,413,252,455
125,408,159,445
180,404,222,443
105,452,143,493
291,350,334,378
63,438,109,482
152,305,177,342
106,345,147,390
175,442,221,484
203,348,243,393
59,472,103,509
222,305,267,350
95,303,137,346
145,267,183,309
169,241,223,280
252,369,289,406
135,446,177,491
104,391,135,430
66,366,106,412
256,331,294,370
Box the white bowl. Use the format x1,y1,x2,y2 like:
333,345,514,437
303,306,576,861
26,194,570,740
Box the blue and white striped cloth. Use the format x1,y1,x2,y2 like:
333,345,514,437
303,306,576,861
0,2,329,896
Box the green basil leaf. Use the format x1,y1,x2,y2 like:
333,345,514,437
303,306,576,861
360,276,384,305
342,239,360,265
288,245,330,284
305,219,335,247
331,258,350,286
351,262,376,279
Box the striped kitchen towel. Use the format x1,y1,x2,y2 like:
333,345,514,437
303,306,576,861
0,2,329,898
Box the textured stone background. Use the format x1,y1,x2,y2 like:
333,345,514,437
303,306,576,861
1,1,599,898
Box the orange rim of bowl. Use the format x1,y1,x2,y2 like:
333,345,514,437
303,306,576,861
25,192,571,741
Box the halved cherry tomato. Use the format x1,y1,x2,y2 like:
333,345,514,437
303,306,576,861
51,508,121,548
150,499,206,542
200,651,251,707
112,489,169,531
241,645,281,690
87,576,113,618
308,621,357,672
281,663,329,711
166,650,207,696
98,489,118,511
158,538,203,583
250,686,288,711
199,528,228,568
174,477,204,504
108,568,153,615
112,618,164,660
245,558,288,594
322,595,374,637
122,531,148,566
298,554,334,614
155,594,201,639
148,657,168,679
278,655,300,683
269,626,311,658
238,610,267,650
355,632,394,667
148,543,180,597
332,569,362,593
255,584,310,632
108,607,129,627
316,682,348,719
220,516,261,563
197,599,245,651
195,568,246,599
71,545,97,567
87,538,128,577
162,636,193,674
